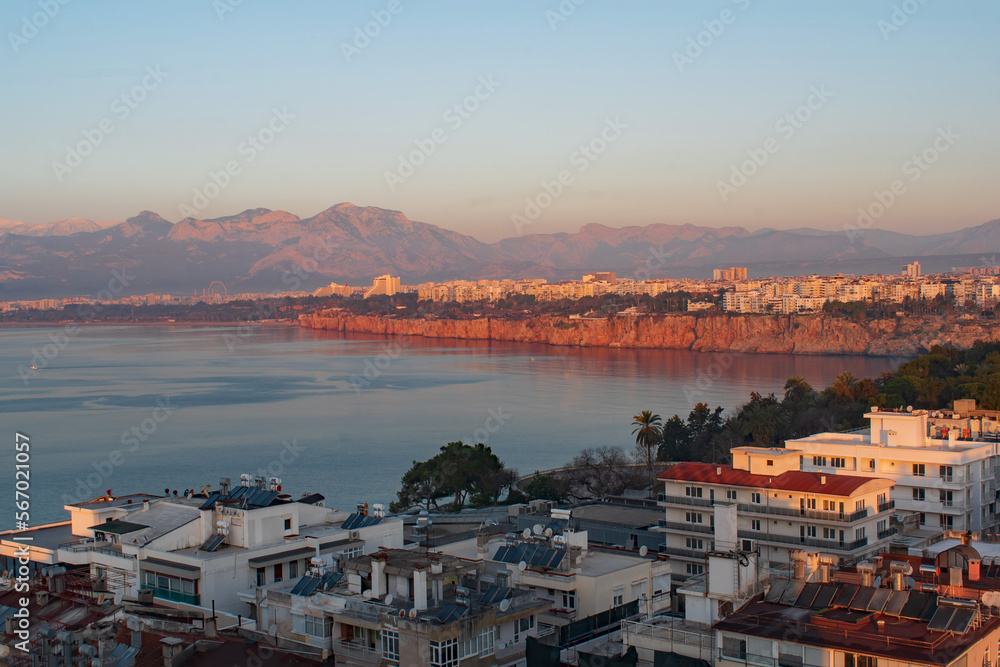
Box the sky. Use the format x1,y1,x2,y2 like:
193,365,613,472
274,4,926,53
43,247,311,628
1,1,997,242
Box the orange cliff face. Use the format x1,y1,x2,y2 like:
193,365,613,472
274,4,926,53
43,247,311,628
298,312,1000,357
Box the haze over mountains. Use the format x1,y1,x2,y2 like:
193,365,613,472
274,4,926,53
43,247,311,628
2,204,999,299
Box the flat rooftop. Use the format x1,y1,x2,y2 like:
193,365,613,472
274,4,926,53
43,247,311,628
569,503,662,528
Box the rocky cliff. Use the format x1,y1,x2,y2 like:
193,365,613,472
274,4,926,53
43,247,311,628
298,312,1000,357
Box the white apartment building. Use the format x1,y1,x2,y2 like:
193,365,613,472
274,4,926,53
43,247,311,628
783,402,1000,537
657,454,896,573
365,274,401,297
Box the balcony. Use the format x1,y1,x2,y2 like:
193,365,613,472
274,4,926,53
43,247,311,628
877,527,898,540
657,519,714,534
58,541,137,560
140,585,200,606
657,494,713,508
737,503,867,524
738,530,868,552
335,640,380,664
878,500,895,513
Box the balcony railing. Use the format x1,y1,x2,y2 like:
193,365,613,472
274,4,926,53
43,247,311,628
140,585,200,606
658,494,713,508
878,527,898,540
738,530,868,552
737,503,867,524
878,500,895,513
58,541,137,560
658,519,714,534
335,640,380,664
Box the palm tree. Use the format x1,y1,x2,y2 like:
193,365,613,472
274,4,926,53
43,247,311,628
632,411,663,495
783,376,813,404
830,371,858,401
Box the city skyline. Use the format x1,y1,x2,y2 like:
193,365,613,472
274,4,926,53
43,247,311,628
1,1,997,242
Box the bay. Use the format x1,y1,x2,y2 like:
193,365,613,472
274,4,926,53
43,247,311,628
0,325,902,527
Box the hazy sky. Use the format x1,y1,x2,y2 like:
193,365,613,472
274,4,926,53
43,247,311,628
1,1,997,242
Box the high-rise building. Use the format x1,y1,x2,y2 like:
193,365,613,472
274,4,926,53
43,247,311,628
365,275,401,298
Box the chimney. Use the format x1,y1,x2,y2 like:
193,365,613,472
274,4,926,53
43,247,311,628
161,637,186,667
143,499,150,511
969,559,981,582
820,476,827,485
371,553,387,598
413,565,428,611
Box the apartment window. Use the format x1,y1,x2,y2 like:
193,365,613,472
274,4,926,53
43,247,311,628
284,518,292,530
381,629,399,663
340,545,363,559
273,563,283,583
856,500,864,512
631,581,645,600
461,626,496,659
686,538,704,550
513,616,534,644
856,527,867,540
944,515,955,529
844,654,877,667
751,492,762,504
877,493,887,507
304,614,332,638
613,587,624,607
727,489,738,501
562,591,576,609
941,466,954,481
812,456,827,467
751,520,761,531
289,560,297,579
913,488,926,501
800,526,816,541
913,464,925,477
941,490,954,507
685,486,703,498
766,460,774,466
143,572,195,597
920,512,926,526
686,563,705,575
823,500,835,511
877,519,887,534
823,527,836,539
430,638,459,667
831,457,846,468
256,568,265,586
867,459,876,471
686,512,703,524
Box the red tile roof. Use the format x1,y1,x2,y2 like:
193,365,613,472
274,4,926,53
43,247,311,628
657,462,888,497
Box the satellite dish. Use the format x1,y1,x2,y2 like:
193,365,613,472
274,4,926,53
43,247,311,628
384,594,394,605
522,528,531,539
532,524,543,535
499,598,511,612
639,545,648,557
398,609,405,617
518,561,527,572
543,528,553,538
907,405,914,412
983,591,1000,607
408,609,417,619
362,589,374,599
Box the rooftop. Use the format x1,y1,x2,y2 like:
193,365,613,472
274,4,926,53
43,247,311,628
658,462,891,497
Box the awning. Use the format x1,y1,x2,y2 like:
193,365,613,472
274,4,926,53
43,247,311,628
90,520,148,535
318,539,363,554
248,546,316,568
141,557,201,580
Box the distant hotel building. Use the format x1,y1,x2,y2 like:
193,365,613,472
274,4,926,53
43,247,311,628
714,266,748,281
904,260,922,278
364,274,401,298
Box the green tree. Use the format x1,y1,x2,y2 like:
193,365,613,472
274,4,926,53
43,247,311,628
391,442,518,512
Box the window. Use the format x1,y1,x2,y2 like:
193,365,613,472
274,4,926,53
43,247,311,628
823,527,836,539
631,581,645,600
867,459,875,470
944,515,955,529
856,527,867,540
562,590,576,609
806,498,817,510
913,488,926,501
685,563,704,575
831,457,845,468
941,490,954,507
723,636,747,660
766,460,774,466
856,500,864,512
340,545,363,559
844,654,878,667
913,464,925,477
812,456,827,467
685,512,703,524
289,560,297,579
920,512,926,526
686,538,704,550
460,626,496,659
877,519,886,534
751,492,762,504
256,568,265,586
940,465,954,481
613,587,624,607
381,629,399,663
751,520,761,531
726,489,738,501
823,500,835,511
273,563,283,583
800,526,816,541
430,638,458,667
512,616,534,644
304,615,332,638
284,518,292,530
685,486,703,498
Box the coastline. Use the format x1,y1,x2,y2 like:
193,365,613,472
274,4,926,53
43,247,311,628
298,311,1000,357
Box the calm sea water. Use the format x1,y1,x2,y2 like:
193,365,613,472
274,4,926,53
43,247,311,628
0,325,903,527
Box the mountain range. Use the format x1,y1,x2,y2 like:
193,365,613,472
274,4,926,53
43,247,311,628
2,204,999,298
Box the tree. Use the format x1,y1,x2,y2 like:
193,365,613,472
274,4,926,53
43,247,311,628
566,446,642,500
632,410,663,493
391,442,518,512
524,472,568,502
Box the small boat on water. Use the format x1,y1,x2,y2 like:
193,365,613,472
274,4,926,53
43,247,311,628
29,365,38,370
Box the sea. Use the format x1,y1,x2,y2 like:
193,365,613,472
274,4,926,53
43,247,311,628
0,325,904,528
